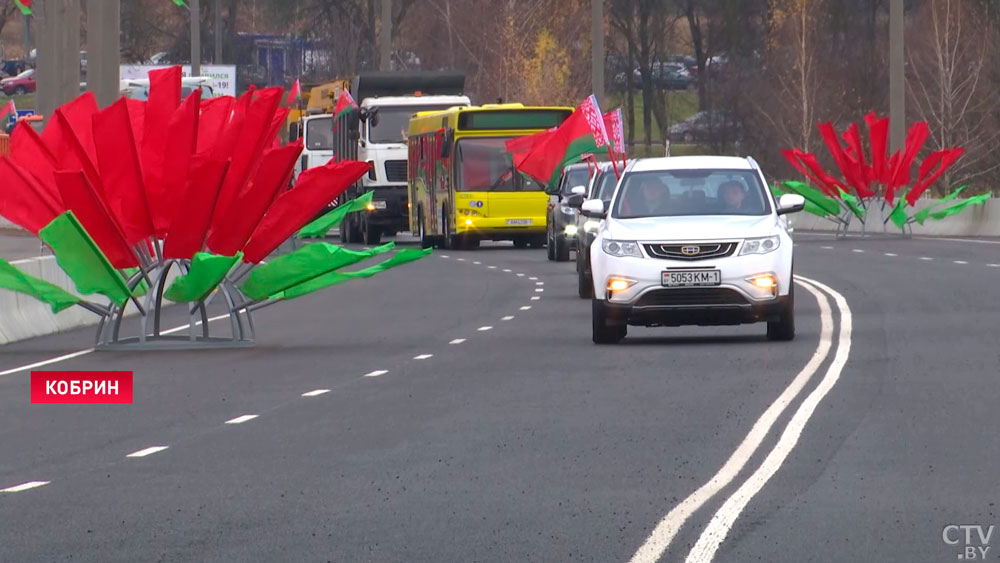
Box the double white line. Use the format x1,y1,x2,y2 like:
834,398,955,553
629,275,853,563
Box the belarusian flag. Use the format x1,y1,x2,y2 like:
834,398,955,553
603,108,626,155
0,99,15,122
14,0,31,16
171,0,187,7
286,79,301,105
513,95,607,187
333,89,358,120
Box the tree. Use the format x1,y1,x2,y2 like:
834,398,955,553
906,0,1000,189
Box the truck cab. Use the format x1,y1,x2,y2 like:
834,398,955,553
291,111,335,184
334,72,470,245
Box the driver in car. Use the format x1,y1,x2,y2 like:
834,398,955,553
718,180,747,212
632,177,672,216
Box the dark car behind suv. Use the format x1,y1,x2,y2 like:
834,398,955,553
572,161,632,297
546,163,592,262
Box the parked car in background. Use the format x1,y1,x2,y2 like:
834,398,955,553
668,110,742,144
1,68,36,95
1,59,28,79
120,77,215,100
613,62,694,91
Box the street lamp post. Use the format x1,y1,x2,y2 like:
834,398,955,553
889,0,904,150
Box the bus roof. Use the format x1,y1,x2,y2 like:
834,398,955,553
408,104,574,137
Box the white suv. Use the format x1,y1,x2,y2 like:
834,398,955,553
582,156,805,344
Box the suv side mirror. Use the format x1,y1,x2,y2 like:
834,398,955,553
776,193,805,215
565,194,585,208
570,185,587,196
580,199,606,218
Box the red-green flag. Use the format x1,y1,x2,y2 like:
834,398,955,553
287,79,301,105
14,1,31,16
171,0,187,6
513,95,605,187
0,99,15,122
333,89,357,120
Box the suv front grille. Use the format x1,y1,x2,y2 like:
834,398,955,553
643,242,737,261
635,288,748,307
384,160,408,182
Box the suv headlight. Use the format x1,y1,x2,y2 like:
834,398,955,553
559,205,577,215
740,235,780,255
602,239,642,258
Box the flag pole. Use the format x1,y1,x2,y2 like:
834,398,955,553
606,145,620,179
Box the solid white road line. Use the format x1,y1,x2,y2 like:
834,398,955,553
127,446,168,458
0,349,95,377
629,278,836,563
0,314,231,378
519,306,532,311
501,316,514,321
1,481,50,493
414,354,433,360
916,236,1000,245
302,389,330,397
225,415,259,425
684,277,852,562
954,260,968,265
449,338,466,344
364,370,388,377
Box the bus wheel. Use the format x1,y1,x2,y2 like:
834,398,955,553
418,208,433,249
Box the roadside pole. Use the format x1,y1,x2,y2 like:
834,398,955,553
191,0,201,77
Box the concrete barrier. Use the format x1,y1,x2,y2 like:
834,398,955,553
791,196,997,237
0,255,179,346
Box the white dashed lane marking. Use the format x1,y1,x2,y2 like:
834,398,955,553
225,415,258,425
884,253,897,257
520,306,532,311
517,273,525,277
852,249,864,253
535,288,544,292
477,326,493,332
531,296,541,301
954,260,968,265
920,257,933,261
449,338,466,344
1,481,49,493
503,269,512,272
414,354,434,360
821,246,833,249
364,370,388,377
501,316,514,321
535,281,544,285
127,446,168,458
488,266,497,269
302,389,330,397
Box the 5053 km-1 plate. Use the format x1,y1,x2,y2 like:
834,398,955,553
661,269,721,287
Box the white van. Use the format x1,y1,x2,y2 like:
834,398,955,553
120,77,215,100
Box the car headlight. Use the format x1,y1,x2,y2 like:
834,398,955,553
740,235,780,255
602,239,642,258
583,220,601,232
563,224,578,236
559,205,577,215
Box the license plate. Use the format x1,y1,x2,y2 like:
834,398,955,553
506,218,532,225
371,200,387,209
661,270,721,287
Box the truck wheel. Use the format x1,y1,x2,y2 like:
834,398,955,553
363,216,382,245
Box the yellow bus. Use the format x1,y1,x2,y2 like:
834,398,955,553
407,103,573,249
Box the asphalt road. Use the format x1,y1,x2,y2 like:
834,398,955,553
0,232,998,562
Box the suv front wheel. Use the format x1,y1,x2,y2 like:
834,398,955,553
766,283,795,341
592,299,626,344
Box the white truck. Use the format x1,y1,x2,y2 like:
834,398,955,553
333,72,470,244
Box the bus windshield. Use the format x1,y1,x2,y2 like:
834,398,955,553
455,138,544,192
369,105,457,143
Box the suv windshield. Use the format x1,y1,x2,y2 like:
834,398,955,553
612,169,770,218
368,104,457,143
305,116,333,150
456,138,544,192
